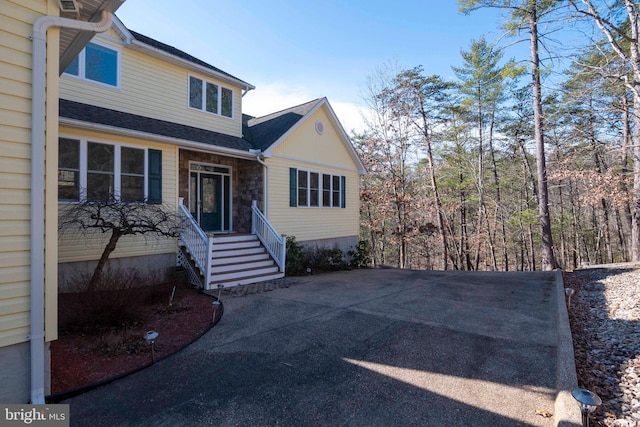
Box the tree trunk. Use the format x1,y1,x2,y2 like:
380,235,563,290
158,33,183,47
88,228,124,291
620,92,633,258
632,85,640,261
530,8,556,270
488,119,508,270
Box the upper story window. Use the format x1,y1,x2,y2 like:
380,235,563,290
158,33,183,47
188,76,233,118
64,42,119,87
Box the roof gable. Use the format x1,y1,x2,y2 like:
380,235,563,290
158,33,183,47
243,99,323,152
246,98,365,174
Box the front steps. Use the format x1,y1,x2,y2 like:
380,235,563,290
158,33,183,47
206,234,284,290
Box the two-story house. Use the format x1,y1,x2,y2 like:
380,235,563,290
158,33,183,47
57,15,366,291
1,1,364,402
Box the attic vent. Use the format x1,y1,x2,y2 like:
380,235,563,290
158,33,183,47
58,0,80,13
315,120,324,135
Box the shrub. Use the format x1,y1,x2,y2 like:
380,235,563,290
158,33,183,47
285,236,348,275
59,268,160,332
348,239,371,268
285,236,306,276
306,247,347,272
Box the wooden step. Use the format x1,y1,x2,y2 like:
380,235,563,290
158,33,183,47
212,259,276,273
214,240,261,251
211,252,270,266
211,264,280,282
212,234,257,244
211,245,266,259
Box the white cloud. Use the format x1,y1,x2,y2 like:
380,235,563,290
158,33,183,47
242,82,312,117
242,82,368,135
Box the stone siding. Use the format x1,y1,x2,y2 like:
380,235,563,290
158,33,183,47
178,150,263,233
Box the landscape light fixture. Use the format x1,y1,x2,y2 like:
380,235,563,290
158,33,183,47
565,287,575,307
571,388,602,427
212,284,224,323
145,330,159,363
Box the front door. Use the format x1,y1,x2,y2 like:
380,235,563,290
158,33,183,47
200,173,222,231
189,164,231,232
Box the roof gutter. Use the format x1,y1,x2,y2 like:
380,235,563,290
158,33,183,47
30,10,113,404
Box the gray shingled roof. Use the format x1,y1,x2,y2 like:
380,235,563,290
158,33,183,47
243,98,324,151
128,30,252,89
59,98,325,154
60,99,254,151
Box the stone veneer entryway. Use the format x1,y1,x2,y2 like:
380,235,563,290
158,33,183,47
178,149,264,234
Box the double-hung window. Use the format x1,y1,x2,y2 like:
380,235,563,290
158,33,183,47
58,138,162,203
290,168,345,208
297,170,320,207
323,174,342,207
189,76,233,118
64,42,119,87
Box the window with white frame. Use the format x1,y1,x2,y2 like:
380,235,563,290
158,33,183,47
291,168,345,208
64,42,119,87
323,173,342,207
188,76,233,118
58,138,160,203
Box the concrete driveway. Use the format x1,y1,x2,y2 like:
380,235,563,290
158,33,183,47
64,269,581,426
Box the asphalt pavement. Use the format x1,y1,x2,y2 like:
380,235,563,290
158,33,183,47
63,268,581,426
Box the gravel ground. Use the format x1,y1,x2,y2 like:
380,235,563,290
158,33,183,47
566,266,640,427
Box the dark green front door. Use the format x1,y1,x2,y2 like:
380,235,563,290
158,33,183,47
200,173,222,231
190,171,228,232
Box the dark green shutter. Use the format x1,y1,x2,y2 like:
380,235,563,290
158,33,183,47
148,149,162,204
340,176,346,208
289,168,297,207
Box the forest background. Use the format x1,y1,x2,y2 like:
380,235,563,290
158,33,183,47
352,1,640,272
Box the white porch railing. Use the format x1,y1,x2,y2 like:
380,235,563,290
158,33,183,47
251,200,286,272
178,199,211,282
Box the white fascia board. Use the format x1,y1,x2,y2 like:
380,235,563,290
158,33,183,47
263,98,367,175
111,14,133,44
60,118,257,160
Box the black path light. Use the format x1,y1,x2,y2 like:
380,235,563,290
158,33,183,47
571,388,602,427
145,330,159,363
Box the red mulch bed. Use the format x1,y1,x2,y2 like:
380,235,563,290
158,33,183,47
50,281,219,397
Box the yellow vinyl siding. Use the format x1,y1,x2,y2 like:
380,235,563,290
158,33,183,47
271,106,356,170
59,32,244,138
0,0,57,347
0,297,30,317
57,128,178,263
267,157,360,243
265,105,361,243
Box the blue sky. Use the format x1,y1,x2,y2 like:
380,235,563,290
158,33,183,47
116,1,527,132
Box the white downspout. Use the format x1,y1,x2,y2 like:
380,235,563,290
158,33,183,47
251,150,269,217
30,10,113,404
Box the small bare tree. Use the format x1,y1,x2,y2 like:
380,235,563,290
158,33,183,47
59,194,181,291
